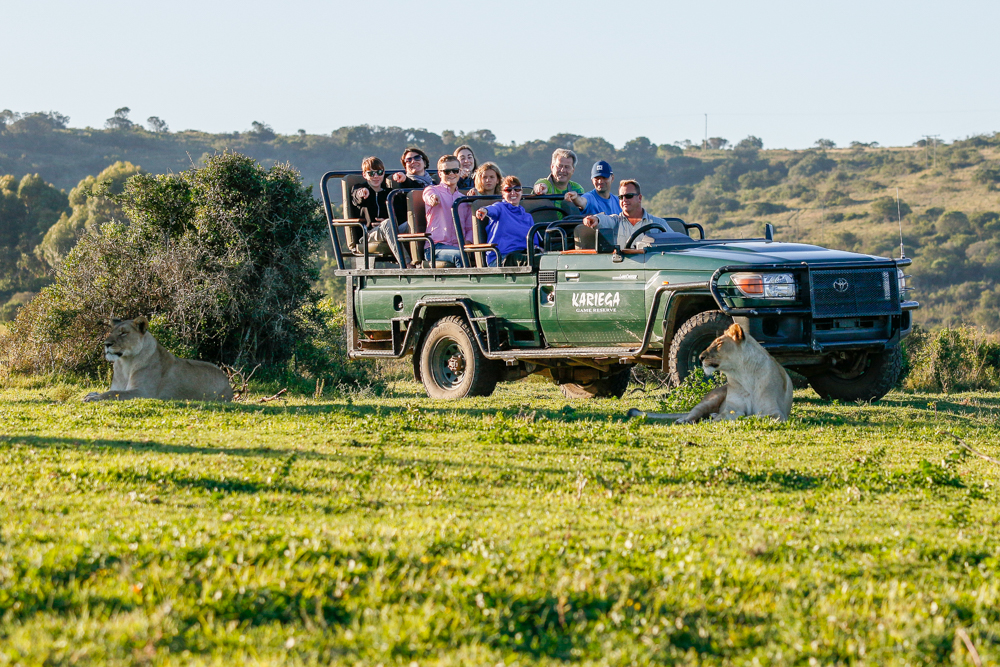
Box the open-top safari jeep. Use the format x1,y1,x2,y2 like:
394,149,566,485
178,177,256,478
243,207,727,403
321,168,919,400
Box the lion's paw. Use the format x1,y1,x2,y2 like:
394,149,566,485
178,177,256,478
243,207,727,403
82,392,100,402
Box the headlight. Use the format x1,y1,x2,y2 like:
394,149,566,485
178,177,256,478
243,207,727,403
897,268,906,297
731,272,796,300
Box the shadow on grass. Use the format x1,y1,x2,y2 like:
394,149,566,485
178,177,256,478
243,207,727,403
0,433,313,460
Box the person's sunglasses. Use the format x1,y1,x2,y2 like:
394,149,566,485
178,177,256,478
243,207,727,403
503,186,522,193
441,168,461,175
364,169,384,177
618,193,639,200
404,155,423,163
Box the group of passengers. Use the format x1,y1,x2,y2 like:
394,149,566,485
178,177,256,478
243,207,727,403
350,146,687,267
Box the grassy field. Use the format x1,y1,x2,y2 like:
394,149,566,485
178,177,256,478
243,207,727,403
1,378,998,666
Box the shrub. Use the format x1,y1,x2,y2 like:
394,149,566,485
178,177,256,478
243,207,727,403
659,368,725,412
870,196,912,222
1,151,329,376
972,163,1000,185
902,325,1000,393
935,211,972,236
970,211,1000,234
745,201,788,216
789,152,836,178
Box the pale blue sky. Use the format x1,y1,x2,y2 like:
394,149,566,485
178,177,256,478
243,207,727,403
3,0,998,149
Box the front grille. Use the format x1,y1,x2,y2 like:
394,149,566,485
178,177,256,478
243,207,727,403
810,267,900,318
538,270,557,284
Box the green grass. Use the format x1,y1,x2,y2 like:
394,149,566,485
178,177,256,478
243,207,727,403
1,378,999,665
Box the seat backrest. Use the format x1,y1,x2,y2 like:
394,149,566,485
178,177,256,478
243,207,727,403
522,198,568,224
461,197,496,244
340,174,369,249
408,190,427,234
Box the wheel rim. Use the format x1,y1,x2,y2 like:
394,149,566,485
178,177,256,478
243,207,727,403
683,333,720,377
828,352,869,380
429,338,466,390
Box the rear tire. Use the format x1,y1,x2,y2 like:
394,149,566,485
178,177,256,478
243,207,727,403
808,346,902,402
668,311,733,387
417,316,497,399
558,368,631,399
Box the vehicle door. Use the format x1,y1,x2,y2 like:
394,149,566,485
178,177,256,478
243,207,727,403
541,250,648,346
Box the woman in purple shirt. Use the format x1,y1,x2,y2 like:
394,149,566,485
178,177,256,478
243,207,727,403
475,176,538,266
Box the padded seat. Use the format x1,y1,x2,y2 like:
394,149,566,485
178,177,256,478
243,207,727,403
397,190,437,265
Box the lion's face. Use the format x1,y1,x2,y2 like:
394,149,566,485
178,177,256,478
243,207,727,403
103,317,149,361
699,323,745,376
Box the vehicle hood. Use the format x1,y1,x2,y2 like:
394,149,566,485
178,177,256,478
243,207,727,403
645,241,893,268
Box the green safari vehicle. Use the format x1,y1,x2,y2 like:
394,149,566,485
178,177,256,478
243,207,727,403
321,169,918,401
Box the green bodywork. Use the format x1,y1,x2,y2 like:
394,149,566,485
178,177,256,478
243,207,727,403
349,238,910,357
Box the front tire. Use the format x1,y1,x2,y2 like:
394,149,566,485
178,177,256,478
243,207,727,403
418,316,498,399
558,368,631,399
668,311,733,386
808,346,902,402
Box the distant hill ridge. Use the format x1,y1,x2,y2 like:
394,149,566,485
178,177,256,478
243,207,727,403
2,112,999,330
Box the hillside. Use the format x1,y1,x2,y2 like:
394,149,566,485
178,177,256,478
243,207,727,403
2,112,999,330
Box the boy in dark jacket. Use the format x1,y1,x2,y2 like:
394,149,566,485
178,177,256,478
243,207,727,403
351,156,391,223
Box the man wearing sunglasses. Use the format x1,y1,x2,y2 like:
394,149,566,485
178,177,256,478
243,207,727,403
422,155,474,266
582,180,688,248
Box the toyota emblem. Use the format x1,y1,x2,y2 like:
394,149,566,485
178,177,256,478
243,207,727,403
833,278,850,292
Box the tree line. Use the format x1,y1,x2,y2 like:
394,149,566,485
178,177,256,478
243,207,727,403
2,108,1000,331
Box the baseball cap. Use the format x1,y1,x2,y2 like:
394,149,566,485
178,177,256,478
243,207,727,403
591,160,613,178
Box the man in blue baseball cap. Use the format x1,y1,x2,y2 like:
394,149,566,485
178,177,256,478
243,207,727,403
565,160,622,216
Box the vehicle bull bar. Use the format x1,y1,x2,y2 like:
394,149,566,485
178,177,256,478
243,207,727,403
708,258,916,316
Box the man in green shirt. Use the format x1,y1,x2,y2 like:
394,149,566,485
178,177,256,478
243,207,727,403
533,148,585,216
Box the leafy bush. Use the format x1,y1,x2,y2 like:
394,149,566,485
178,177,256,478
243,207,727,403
788,152,836,178
902,324,1000,393
1,151,332,377
870,196,912,222
745,201,788,216
972,163,1000,186
659,368,726,412
935,210,972,236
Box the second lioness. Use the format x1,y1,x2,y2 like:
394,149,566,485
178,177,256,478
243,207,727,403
83,316,233,402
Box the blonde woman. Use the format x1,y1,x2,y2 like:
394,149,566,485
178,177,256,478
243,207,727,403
468,162,503,196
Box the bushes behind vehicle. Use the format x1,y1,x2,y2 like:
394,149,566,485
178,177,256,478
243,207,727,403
0,151,383,392
901,324,1000,393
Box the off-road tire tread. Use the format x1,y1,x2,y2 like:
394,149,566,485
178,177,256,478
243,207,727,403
667,310,733,387
808,346,902,403
418,316,498,399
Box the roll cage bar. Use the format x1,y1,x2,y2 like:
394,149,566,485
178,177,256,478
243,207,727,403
318,173,814,273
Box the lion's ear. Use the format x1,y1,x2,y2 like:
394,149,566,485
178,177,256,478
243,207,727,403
111,318,123,326
133,316,149,334
726,323,745,342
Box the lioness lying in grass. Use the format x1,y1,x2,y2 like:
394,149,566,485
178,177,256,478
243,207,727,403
83,316,233,402
629,323,792,423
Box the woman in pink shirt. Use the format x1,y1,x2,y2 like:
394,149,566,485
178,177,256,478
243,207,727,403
423,155,473,266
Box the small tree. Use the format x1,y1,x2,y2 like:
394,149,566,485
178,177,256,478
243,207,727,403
5,152,328,374
146,116,169,133
814,139,836,149
249,121,276,141
870,196,912,222
105,107,134,131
